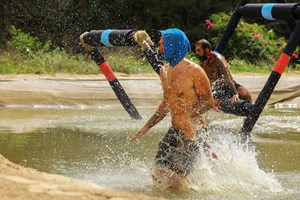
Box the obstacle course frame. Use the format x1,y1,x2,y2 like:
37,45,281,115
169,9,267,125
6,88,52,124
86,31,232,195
80,1,300,140
214,0,300,140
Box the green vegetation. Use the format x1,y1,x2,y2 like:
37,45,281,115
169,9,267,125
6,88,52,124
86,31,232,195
228,59,272,73
0,21,299,75
0,0,238,51
204,12,286,63
187,52,272,74
0,26,154,74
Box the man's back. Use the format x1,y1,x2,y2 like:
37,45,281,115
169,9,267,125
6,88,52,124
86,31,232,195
200,52,233,84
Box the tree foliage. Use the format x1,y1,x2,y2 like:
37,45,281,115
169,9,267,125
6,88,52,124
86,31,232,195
204,12,287,63
1,0,238,51
1,0,299,62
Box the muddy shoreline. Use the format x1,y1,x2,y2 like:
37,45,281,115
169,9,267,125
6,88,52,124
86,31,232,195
1,73,300,107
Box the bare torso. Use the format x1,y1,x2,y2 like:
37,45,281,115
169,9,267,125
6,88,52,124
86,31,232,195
200,53,237,100
200,53,233,84
159,58,213,138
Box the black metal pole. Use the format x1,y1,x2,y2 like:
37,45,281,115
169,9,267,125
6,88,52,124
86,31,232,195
215,0,249,54
238,3,299,20
90,48,142,120
143,47,163,75
240,19,300,140
83,29,163,75
82,29,136,47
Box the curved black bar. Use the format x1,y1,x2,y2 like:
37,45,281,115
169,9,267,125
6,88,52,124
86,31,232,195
215,0,249,54
82,29,163,75
109,79,142,120
284,18,300,55
90,48,105,65
294,6,300,19
238,3,299,20
218,99,253,116
240,19,300,139
90,48,142,120
143,47,163,75
275,0,297,31
82,29,137,47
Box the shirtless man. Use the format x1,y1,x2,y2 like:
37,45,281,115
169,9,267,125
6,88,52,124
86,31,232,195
195,39,252,103
195,39,253,116
129,28,214,189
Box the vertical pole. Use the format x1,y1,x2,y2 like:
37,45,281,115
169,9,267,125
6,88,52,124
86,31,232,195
90,48,142,120
215,0,249,53
240,19,300,140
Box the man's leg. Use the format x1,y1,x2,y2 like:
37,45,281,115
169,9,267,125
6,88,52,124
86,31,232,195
237,85,253,103
234,81,252,103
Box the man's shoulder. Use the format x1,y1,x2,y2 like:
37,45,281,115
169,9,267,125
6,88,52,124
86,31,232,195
208,52,229,69
184,59,206,77
211,52,229,63
208,52,221,61
184,58,201,68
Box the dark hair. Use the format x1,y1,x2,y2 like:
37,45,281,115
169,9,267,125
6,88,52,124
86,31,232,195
196,39,212,51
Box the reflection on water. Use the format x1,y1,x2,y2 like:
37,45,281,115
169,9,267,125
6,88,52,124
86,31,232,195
0,107,300,199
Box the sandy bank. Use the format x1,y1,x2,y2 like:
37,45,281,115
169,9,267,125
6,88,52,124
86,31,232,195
0,154,164,200
0,73,300,107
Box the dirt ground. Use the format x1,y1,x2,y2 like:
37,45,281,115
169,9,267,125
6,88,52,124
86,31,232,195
1,72,300,107
1,72,300,200
0,155,164,200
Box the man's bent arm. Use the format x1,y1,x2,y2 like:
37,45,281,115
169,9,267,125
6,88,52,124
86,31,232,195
129,99,169,143
216,58,238,95
142,99,169,132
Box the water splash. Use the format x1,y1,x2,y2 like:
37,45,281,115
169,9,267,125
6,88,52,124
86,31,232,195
53,110,284,198
185,126,283,197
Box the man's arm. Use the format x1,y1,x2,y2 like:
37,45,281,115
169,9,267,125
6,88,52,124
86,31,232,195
220,55,235,81
193,67,214,114
129,99,169,143
216,58,239,103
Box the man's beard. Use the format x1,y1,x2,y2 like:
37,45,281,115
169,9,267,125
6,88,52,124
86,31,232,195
196,52,208,62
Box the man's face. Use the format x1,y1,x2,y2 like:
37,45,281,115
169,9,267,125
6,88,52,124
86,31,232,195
159,36,164,55
195,45,204,57
195,45,208,61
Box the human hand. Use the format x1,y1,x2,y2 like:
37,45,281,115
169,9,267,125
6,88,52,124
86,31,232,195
79,32,94,52
132,30,154,50
128,129,146,144
231,94,239,103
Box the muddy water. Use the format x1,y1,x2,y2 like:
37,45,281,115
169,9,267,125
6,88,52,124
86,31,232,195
0,105,300,200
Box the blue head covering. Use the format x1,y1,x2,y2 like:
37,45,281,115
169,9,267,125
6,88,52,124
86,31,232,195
160,28,191,67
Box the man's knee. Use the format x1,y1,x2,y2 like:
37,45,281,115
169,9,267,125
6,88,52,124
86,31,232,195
237,87,252,103
151,164,186,190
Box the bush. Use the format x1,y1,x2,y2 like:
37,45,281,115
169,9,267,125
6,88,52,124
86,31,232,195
187,51,272,73
0,26,154,74
8,26,56,56
204,12,286,64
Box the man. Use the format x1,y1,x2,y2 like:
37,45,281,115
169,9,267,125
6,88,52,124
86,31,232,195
195,39,253,116
129,28,214,189
195,39,252,103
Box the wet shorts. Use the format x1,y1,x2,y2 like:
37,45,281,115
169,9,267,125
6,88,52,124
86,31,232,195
154,127,201,175
211,79,235,100
212,86,234,100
